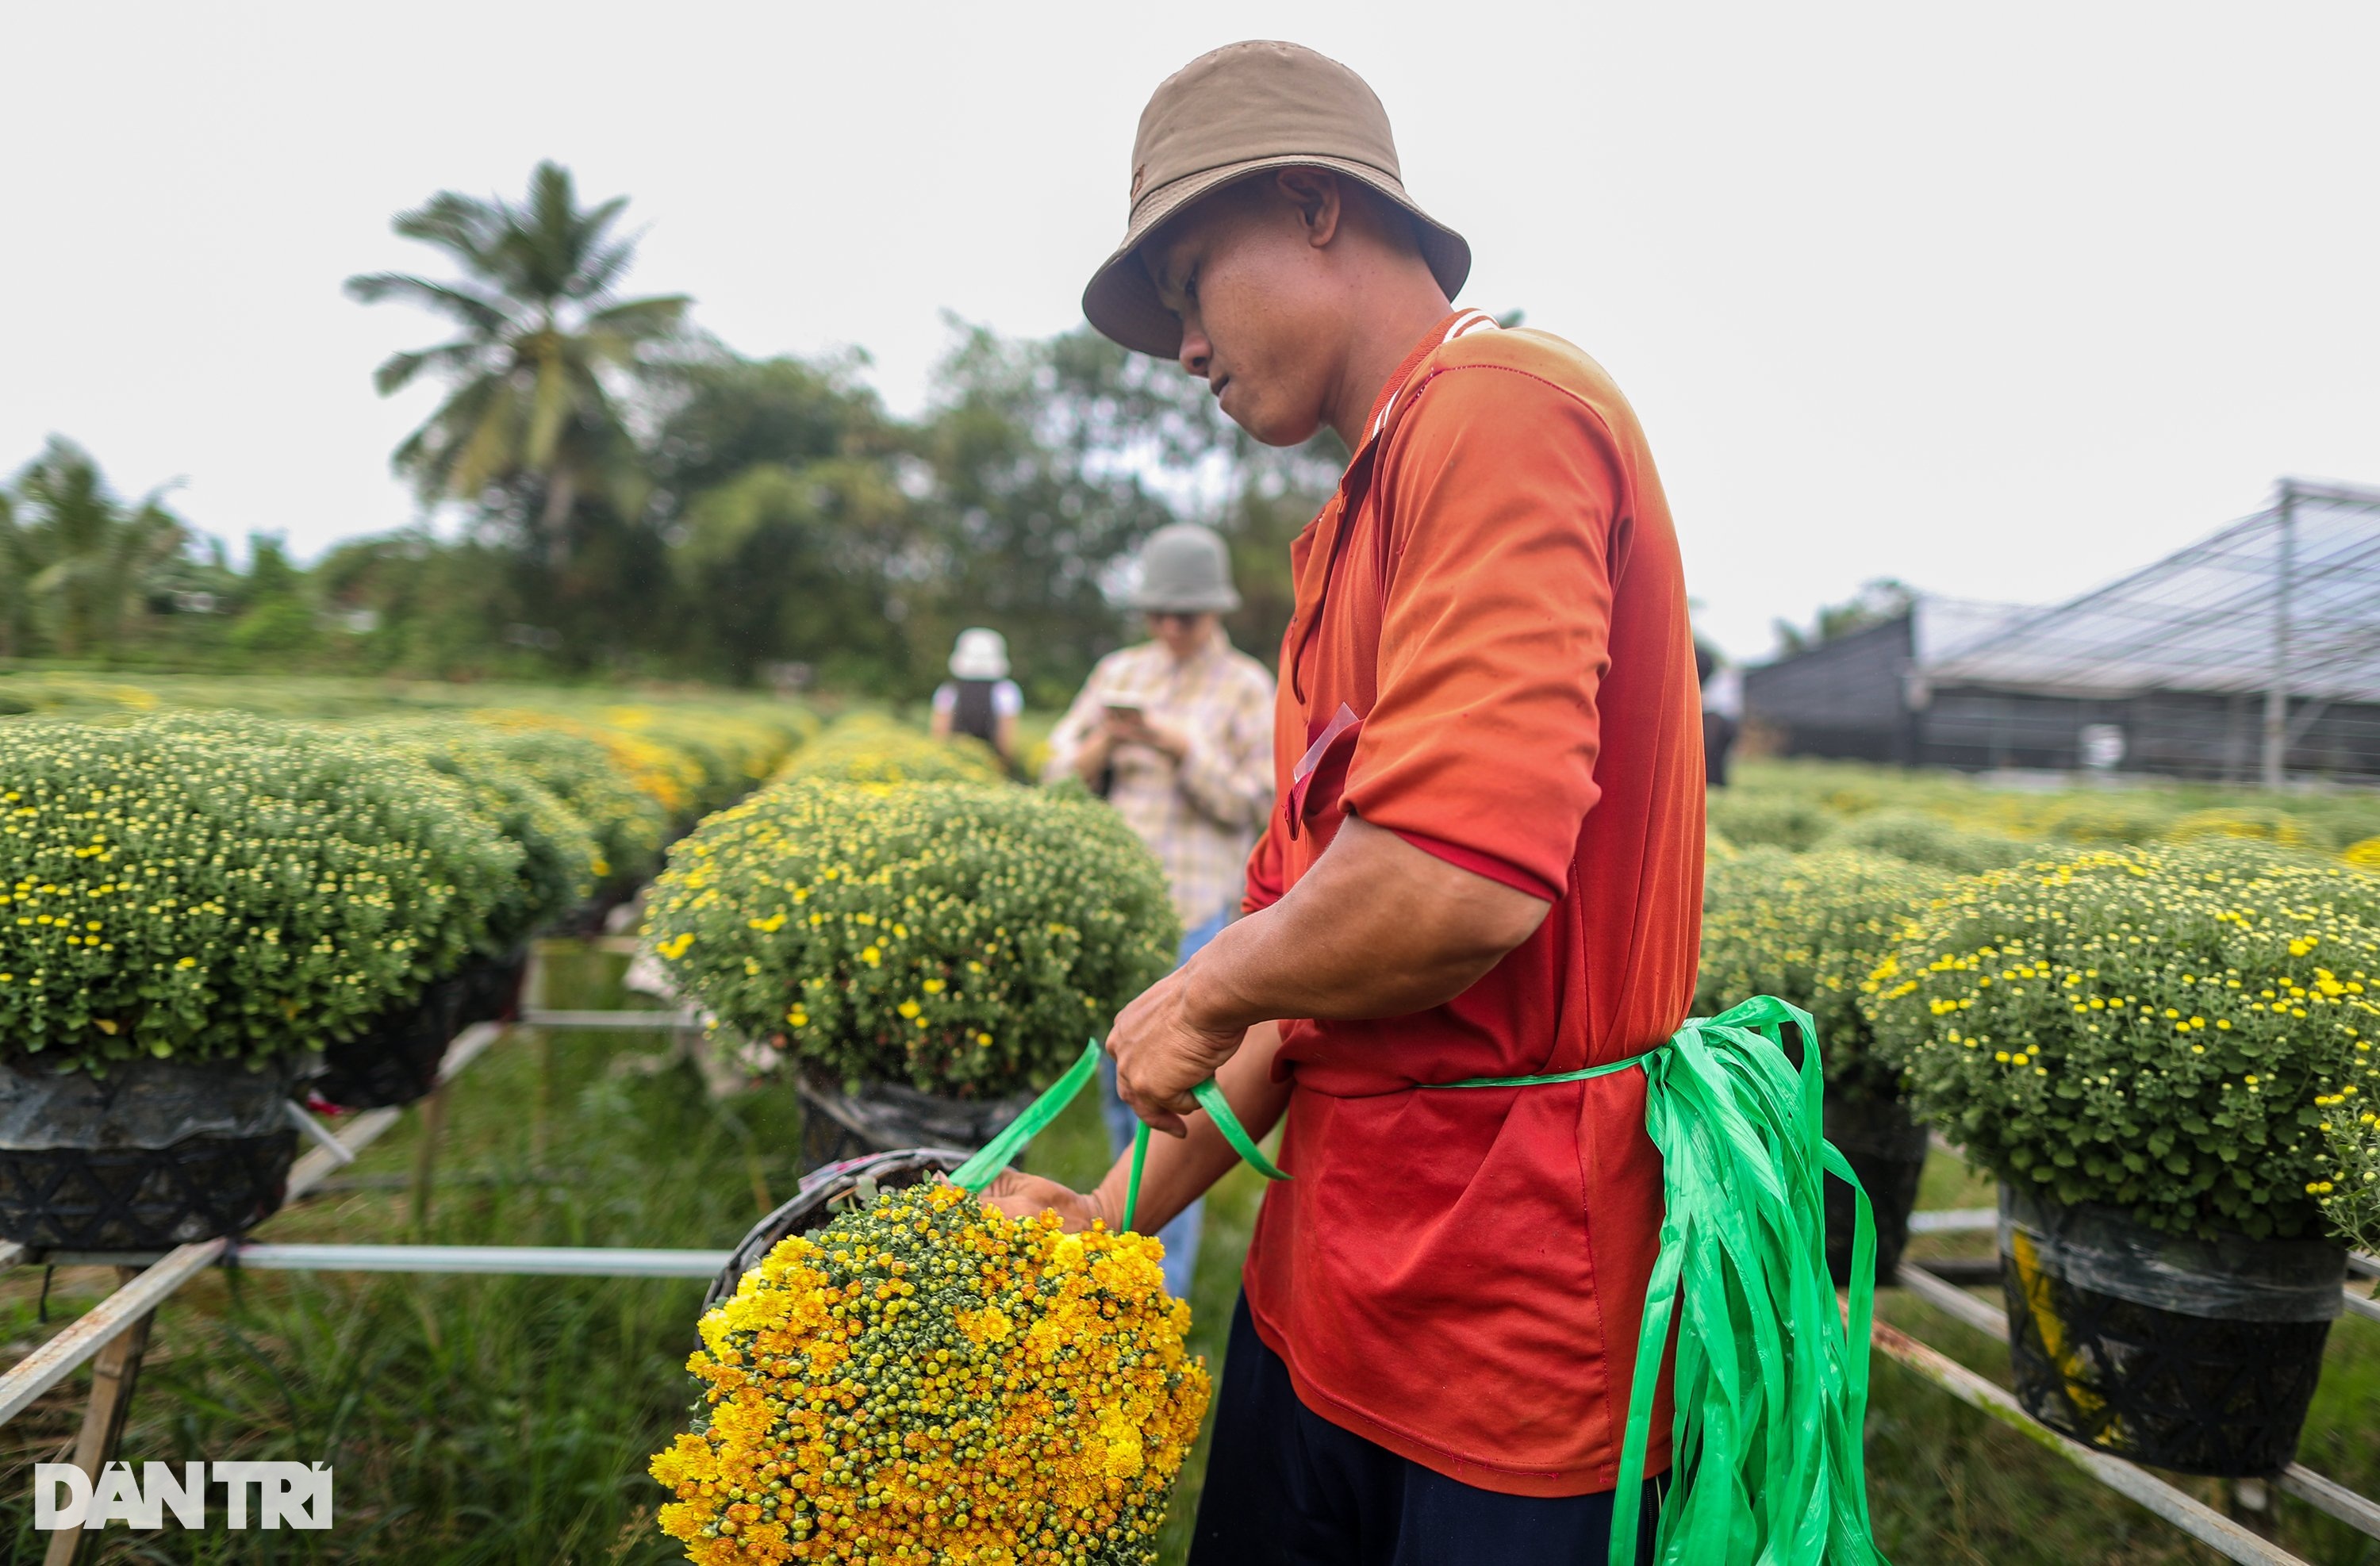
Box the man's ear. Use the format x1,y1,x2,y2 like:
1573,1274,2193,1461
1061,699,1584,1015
1273,168,1343,250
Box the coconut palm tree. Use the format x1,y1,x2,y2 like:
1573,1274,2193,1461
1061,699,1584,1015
0,489,24,658
347,162,691,544
9,439,186,656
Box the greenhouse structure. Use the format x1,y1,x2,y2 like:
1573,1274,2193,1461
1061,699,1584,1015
1745,479,2380,782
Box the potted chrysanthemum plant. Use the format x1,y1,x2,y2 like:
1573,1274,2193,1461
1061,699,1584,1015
308,723,599,1108
643,776,1177,1165
1865,842,2379,1476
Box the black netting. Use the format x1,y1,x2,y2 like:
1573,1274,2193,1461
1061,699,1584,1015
0,1130,298,1249
314,979,464,1111
2001,1257,2333,1476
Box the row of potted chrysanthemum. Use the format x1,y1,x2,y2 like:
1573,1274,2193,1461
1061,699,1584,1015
1706,834,2380,1479
0,704,807,1253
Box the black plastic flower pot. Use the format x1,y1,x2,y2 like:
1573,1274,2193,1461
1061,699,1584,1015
795,1072,1036,1173
0,1054,303,1250
1998,1184,2346,1476
1823,1092,1929,1286
455,944,531,1029
313,977,466,1111
704,1147,968,1313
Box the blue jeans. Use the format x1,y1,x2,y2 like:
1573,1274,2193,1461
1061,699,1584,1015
1100,909,1229,1299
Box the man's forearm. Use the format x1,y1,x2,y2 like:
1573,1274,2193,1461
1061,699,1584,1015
1181,813,1549,1034
1090,1022,1288,1234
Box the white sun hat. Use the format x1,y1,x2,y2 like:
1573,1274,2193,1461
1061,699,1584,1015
949,627,1011,680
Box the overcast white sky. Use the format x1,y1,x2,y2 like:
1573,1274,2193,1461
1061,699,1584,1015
5,2,2376,659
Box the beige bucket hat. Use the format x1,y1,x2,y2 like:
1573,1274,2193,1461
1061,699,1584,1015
1082,40,1471,359
1128,524,1241,613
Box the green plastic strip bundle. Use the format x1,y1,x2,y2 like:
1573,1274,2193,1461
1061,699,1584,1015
1407,996,1881,1562
1599,995,1884,1566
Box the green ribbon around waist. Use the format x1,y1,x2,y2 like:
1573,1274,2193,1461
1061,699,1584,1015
951,994,1886,1566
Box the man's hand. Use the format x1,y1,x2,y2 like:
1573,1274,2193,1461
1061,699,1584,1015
1108,964,1245,1136
977,1023,1291,1242
980,1168,1109,1233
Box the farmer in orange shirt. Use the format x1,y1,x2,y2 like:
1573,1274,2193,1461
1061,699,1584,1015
989,40,1702,1564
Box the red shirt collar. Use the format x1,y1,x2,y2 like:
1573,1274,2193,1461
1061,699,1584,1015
1357,308,1503,454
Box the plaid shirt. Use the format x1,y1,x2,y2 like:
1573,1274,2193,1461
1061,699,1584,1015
1043,633,1276,930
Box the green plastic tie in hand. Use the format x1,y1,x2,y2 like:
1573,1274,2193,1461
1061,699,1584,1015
1124,1078,1289,1234
949,1038,1104,1194
949,1038,1288,1238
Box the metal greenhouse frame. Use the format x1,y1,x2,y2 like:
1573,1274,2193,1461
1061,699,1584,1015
1748,479,2380,781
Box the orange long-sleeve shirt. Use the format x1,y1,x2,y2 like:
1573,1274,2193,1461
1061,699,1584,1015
1238,309,1705,1496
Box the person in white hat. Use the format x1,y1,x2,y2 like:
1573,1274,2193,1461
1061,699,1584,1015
1042,520,1276,1299
929,627,1023,764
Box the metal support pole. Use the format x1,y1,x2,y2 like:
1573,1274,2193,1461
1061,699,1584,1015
222,1242,734,1277
43,1268,155,1566
2263,482,2298,789
519,1008,700,1031
409,1085,444,1230
527,942,551,1165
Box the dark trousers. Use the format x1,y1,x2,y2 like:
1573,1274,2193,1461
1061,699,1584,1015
1189,1293,1660,1566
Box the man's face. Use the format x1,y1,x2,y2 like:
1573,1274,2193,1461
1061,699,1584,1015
1142,178,1341,447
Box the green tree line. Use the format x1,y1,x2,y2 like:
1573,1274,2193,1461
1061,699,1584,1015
0,162,1340,704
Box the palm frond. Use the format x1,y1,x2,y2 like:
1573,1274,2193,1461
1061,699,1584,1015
373,339,489,396
566,233,643,301
584,294,691,337
391,191,504,267
344,273,513,335
574,194,631,260
397,375,508,499
452,387,528,500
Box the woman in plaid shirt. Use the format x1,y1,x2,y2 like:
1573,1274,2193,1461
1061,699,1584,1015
1043,520,1275,1295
